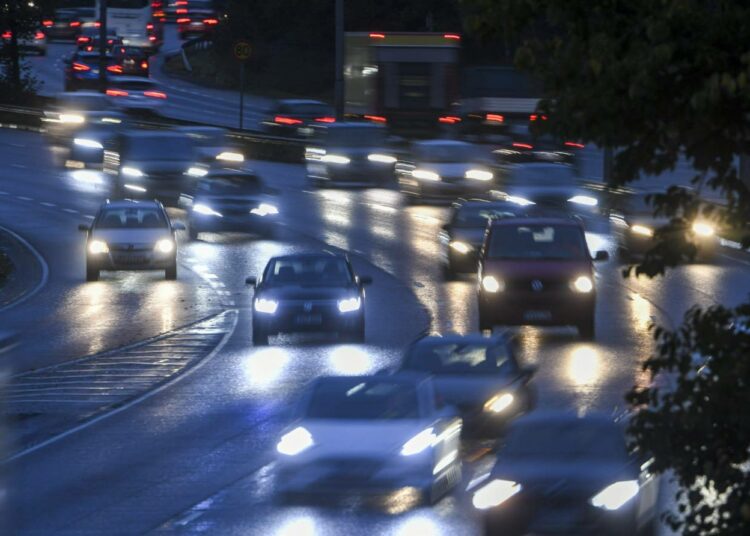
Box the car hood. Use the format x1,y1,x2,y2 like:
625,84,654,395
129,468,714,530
325,146,390,158
298,420,432,457
90,228,171,244
432,375,520,406
449,227,486,247
259,284,359,301
123,160,196,174
502,184,591,205
416,162,482,177
482,259,592,279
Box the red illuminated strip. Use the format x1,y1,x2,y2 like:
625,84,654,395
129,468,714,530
486,113,504,122
443,33,460,40
564,141,585,149
438,116,461,124
176,18,191,23
364,114,386,123
315,117,336,123
72,62,91,71
106,89,128,96
275,116,303,125
369,33,385,39
144,90,167,99
512,142,533,149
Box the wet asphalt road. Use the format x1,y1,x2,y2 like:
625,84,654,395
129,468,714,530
2,32,750,536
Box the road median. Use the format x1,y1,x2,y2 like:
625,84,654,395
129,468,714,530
0,225,47,313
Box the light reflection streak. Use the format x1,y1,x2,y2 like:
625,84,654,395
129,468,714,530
393,514,441,536
566,345,603,415
327,346,374,375
275,514,316,536
242,347,291,392
152,281,177,332
629,292,652,330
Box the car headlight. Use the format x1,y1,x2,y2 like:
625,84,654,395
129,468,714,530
465,169,493,181
483,392,514,413
505,195,535,206
254,298,278,314
277,426,314,456
321,154,350,165
155,239,175,254
124,184,147,193
216,151,244,162
337,296,361,313
186,166,208,177
590,480,639,510
400,427,437,456
571,275,593,293
412,169,440,181
449,241,472,254
472,479,522,510
250,203,279,216
59,113,85,124
368,153,396,164
121,166,144,178
567,195,598,206
692,221,715,237
73,138,103,149
482,275,504,293
630,224,654,237
193,203,222,217
88,240,109,255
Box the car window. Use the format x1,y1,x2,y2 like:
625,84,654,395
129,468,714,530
453,204,520,227
126,136,195,161
279,102,332,116
416,144,476,163
404,342,517,375
96,207,167,229
197,176,261,195
325,128,385,147
265,257,352,285
113,81,157,91
503,420,628,461
509,165,575,184
488,224,587,260
305,380,421,420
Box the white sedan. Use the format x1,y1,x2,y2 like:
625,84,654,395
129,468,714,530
106,76,167,112
275,374,463,503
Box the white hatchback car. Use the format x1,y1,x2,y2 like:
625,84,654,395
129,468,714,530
106,76,167,112
79,199,184,281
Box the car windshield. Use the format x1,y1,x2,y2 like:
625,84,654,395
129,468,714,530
488,224,588,260
509,165,576,184
403,342,517,376
453,204,520,227
503,420,628,461
280,102,332,116
127,136,194,161
96,207,167,229
265,257,352,285
325,128,385,147
305,380,421,420
197,176,262,196
416,144,477,163
59,95,109,110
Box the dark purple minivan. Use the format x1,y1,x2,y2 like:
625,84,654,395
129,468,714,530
477,217,608,339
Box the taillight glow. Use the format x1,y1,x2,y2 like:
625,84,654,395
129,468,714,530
70,21,81,27
369,33,385,39
315,117,336,123
1,31,11,39
106,89,128,97
35,31,45,40
530,114,548,121
149,35,157,41
443,33,460,40
146,23,154,30
275,116,303,125
42,20,53,27
176,18,191,23
141,60,149,69
106,65,123,73
144,90,167,99
564,141,585,149
512,142,533,150
72,62,91,71
94,21,101,28
76,36,89,44
439,115,461,124
203,18,218,25
364,114,387,123
154,10,165,18
486,113,504,122
176,8,188,14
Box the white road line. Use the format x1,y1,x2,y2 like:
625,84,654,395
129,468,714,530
0,191,7,195
0,224,50,314
62,208,78,214
40,202,56,207
720,252,750,268
83,214,94,219
11,164,26,169
16,196,32,201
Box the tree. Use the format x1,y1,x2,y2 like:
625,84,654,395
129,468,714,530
0,1,42,103
462,0,750,533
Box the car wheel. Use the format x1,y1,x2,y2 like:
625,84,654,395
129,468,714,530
252,323,269,346
578,313,595,340
86,263,99,282
165,260,177,280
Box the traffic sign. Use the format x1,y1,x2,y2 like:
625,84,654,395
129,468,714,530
233,40,252,61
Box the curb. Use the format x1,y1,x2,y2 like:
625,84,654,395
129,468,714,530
0,224,48,314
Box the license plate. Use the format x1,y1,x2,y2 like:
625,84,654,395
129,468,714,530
297,127,313,136
116,255,147,264
524,310,552,321
295,314,322,326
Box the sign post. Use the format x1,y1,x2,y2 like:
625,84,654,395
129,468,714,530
233,40,252,130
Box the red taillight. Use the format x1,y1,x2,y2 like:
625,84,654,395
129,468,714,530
512,142,533,150
176,18,191,23
70,21,81,27
154,10,165,18
315,117,336,123
438,115,461,124
364,114,387,123
486,113,504,123
149,35,157,41
176,8,188,14
76,36,89,44
84,45,94,51
2,31,11,39
529,114,548,121
106,89,128,97
176,0,187,4
35,31,45,40
72,62,91,71
141,60,149,69
107,65,123,73
443,33,460,40
144,90,167,99
369,32,385,39
275,116,303,125
94,21,101,28
564,141,585,149
42,20,54,27
146,23,154,30
203,18,218,25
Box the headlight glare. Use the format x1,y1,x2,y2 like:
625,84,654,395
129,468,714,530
400,427,437,456
368,153,396,164
505,195,535,206
254,298,278,314
449,241,472,254
465,169,493,181
590,480,639,510
484,392,514,413
338,296,361,313
630,224,654,237
692,221,715,237
472,479,522,510
482,275,503,293
216,151,244,162
567,195,598,206
321,154,351,164
60,113,85,124
193,203,222,217
250,203,279,216
572,275,593,293
155,239,174,254
186,166,208,177
121,166,143,178
73,138,103,149
277,426,314,456
412,169,440,181
88,240,109,254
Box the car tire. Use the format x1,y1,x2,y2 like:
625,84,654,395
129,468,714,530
578,313,595,340
252,322,269,346
86,263,99,282
165,261,177,280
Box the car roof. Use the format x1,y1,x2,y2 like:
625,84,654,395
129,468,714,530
415,139,471,148
269,252,346,263
489,216,582,227
76,51,113,59
324,122,384,130
101,199,162,209
279,99,327,106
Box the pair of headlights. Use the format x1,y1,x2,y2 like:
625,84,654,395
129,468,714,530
630,221,715,238
254,296,361,315
121,166,207,178
314,153,397,165
88,239,174,255
412,169,494,182
472,477,639,511
192,203,279,218
481,275,594,293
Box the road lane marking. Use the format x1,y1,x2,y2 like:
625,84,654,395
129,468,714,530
0,224,50,314
11,164,26,169
40,202,56,207
62,208,78,214
16,196,32,201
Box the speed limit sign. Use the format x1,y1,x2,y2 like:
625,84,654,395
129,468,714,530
233,40,252,61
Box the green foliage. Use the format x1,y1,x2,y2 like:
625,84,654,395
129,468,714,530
0,0,43,103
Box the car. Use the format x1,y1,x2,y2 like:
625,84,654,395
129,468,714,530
79,199,185,281
43,8,87,41
261,99,335,137
491,122,584,167
439,198,527,278
109,46,150,76
397,140,496,203
275,374,463,503
76,26,122,51
305,123,396,187
174,126,244,164
395,334,536,437
495,162,599,213
64,51,119,91
471,412,660,536
176,0,219,40
43,91,115,143
476,216,609,339
610,190,719,261
2,28,47,56
105,130,205,206
65,111,128,168
105,77,167,112
245,253,372,345
188,169,279,239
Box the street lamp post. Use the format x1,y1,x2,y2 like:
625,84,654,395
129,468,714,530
334,0,344,120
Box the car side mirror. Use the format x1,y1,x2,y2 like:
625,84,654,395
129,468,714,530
78,223,90,232
594,250,609,262
358,275,373,286
172,222,186,231
245,276,257,286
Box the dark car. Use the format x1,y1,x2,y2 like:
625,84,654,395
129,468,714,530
491,123,584,167
261,99,335,138
109,46,149,76
66,111,128,168
76,26,122,51
176,0,219,39
174,126,244,164
477,217,609,339
396,334,536,437
495,162,599,213
471,412,660,536
610,190,718,262
2,27,47,55
305,123,396,187
105,131,205,206
64,51,118,91
44,8,87,41
245,253,372,345
43,91,114,143
188,170,279,240
439,198,526,277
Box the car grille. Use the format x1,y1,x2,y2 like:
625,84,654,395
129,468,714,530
109,243,152,252
505,278,569,292
278,299,338,314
